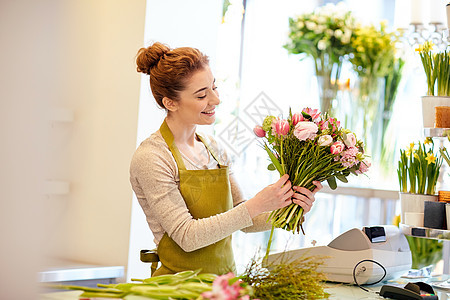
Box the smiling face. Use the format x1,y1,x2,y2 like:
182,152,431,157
167,65,220,126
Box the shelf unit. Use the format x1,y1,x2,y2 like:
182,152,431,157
400,128,450,275
400,224,450,275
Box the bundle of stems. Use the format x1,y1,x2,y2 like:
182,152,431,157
241,254,329,299
266,139,347,234
44,269,216,299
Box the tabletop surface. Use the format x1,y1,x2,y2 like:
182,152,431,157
40,278,450,300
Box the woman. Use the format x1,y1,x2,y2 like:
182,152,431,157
130,42,323,276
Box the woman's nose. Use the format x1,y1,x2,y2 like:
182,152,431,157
210,90,220,105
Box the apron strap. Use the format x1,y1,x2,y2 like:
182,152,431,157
160,119,224,169
160,119,187,170
196,134,223,168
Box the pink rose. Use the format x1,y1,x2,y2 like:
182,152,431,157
302,107,321,120
291,112,304,126
330,141,345,154
343,132,356,147
293,121,318,141
272,119,290,136
253,125,266,137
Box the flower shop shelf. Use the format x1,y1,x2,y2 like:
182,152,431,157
423,127,450,138
400,223,450,240
400,223,450,275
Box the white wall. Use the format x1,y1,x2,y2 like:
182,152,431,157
1,0,145,297
127,0,222,281
44,0,146,271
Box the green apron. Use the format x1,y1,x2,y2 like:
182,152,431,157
152,119,236,276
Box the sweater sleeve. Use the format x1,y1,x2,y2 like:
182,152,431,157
130,135,253,252
229,173,273,233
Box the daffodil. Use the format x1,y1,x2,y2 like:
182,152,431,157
424,137,432,145
405,149,411,157
425,153,436,164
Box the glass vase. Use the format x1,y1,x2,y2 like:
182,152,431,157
314,56,342,115
352,74,385,160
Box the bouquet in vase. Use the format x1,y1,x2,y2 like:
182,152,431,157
253,107,370,235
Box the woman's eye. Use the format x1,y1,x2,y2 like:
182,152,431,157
213,86,218,90
198,95,206,99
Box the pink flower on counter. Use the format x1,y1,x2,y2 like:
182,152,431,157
201,272,253,300
343,132,357,147
291,112,304,126
356,159,371,174
330,141,345,154
253,125,266,137
293,121,318,141
302,107,321,120
317,135,333,146
272,119,290,136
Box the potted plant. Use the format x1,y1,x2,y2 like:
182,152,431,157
397,139,442,226
416,41,450,127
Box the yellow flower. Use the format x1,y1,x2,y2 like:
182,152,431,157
392,215,401,227
414,152,419,159
405,149,411,157
425,153,436,164
424,137,432,145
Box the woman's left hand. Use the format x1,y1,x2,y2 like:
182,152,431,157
291,181,323,213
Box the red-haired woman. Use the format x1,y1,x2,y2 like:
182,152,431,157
130,42,322,276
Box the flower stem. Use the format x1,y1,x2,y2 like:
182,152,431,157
264,224,275,262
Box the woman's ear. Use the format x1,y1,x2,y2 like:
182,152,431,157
162,97,178,112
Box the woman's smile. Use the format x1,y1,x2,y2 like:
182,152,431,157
201,108,215,116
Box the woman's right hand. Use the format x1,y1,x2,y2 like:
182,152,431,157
244,174,294,218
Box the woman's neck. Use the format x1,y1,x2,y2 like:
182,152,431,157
165,116,197,147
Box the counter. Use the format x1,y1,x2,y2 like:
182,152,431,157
40,277,450,299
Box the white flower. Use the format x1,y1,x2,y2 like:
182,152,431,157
325,29,334,37
318,135,333,146
341,36,350,44
314,25,325,34
305,21,316,30
334,29,343,38
318,39,327,50
343,132,357,147
297,21,304,29
317,16,327,24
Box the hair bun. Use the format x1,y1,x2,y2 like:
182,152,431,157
136,42,170,75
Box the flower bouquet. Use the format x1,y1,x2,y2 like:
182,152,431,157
284,2,356,114
254,107,370,237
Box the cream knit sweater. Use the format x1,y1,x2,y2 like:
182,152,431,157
129,130,272,252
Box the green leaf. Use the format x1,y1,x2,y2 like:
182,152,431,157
336,174,348,183
264,143,284,175
267,163,276,171
327,176,337,189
